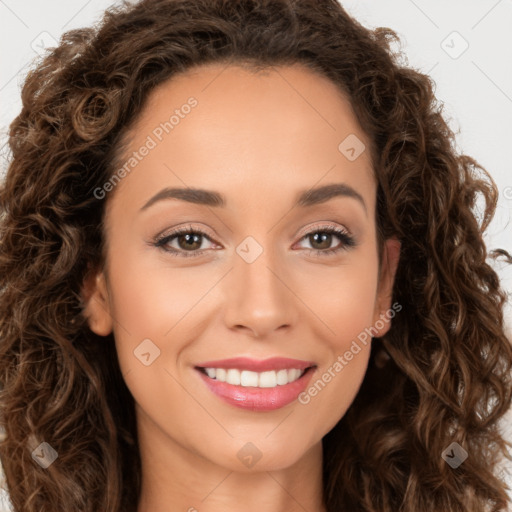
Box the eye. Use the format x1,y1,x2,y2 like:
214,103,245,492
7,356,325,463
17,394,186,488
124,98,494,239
151,223,357,258
294,224,357,257
152,224,216,258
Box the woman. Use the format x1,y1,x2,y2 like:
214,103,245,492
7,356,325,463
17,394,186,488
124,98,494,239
0,0,511,510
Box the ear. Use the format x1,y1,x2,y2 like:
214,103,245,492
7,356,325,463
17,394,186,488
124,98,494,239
80,268,113,337
372,236,401,337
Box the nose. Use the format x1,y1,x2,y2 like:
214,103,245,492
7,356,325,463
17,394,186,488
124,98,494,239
223,239,298,339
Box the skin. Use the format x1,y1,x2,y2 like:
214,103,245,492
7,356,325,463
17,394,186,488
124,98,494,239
82,62,400,512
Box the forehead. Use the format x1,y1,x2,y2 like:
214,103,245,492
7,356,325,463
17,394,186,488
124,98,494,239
135,62,366,146
107,62,376,218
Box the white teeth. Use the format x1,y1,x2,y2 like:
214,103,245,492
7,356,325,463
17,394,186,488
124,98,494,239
276,369,288,385
205,368,216,379
226,369,241,385
288,369,301,382
202,367,306,387
240,370,258,387
259,370,277,388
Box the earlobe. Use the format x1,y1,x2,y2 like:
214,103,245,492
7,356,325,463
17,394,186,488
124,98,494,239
80,269,113,337
372,237,401,336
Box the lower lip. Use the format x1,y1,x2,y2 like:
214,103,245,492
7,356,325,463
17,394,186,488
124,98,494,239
196,367,316,411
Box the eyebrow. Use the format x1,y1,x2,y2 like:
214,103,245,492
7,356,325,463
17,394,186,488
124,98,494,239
139,183,367,216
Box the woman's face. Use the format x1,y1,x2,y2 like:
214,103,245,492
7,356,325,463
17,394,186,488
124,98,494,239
83,63,400,473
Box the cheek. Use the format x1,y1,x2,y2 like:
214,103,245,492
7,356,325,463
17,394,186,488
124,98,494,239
106,242,209,338
294,252,378,428
296,251,379,345
304,343,371,439
104,246,225,395
103,254,199,436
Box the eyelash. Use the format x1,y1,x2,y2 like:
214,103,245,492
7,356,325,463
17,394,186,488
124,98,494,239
152,223,357,259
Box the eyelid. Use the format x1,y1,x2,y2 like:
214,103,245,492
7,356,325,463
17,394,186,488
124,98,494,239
154,223,217,242
294,221,352,240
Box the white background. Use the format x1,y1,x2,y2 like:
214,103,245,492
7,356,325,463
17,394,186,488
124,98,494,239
0,1,511,510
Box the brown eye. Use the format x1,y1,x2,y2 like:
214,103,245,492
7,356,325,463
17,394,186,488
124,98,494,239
153,226,216,258
296,226,356,256
307,232,335,250
175,232,203,251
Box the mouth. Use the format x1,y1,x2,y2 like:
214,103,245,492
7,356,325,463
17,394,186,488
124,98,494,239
194,357,317,411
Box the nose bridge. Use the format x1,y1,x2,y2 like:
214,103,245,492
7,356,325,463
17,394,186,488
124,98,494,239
224,233,296,336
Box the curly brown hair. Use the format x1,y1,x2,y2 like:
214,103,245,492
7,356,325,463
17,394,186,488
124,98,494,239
0,0,511,510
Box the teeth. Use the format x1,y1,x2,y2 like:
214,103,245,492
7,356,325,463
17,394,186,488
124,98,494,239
226,369,240,385
259,370,276,388
202,367,306,387
276,369,288,385
240,370,258,387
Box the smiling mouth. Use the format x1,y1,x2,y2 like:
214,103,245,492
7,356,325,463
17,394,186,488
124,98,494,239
195,366,316,388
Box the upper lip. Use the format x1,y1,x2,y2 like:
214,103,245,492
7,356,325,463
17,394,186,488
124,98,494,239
195,357,316,372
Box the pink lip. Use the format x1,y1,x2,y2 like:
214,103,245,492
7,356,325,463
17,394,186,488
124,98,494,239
195,357,315,372
195,365,317,412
